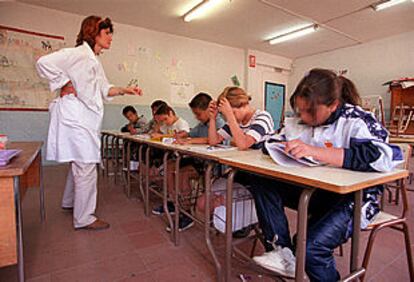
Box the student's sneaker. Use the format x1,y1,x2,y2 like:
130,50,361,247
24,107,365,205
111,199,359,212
232,224,254,239
166,214,194,232
253,245,296,278
152,201,175,215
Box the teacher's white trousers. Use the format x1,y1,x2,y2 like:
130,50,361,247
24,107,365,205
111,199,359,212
62,162,97,228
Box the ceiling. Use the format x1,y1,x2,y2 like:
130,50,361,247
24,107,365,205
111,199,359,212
17,0,414,59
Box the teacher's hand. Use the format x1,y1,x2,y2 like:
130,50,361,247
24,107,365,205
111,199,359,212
60,81,77,97
124,86,143,96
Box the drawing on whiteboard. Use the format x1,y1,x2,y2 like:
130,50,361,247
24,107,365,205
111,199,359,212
41,40,52,51
170,81,194,105
154,51,161,62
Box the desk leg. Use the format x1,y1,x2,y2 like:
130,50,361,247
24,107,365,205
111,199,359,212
110,136,116,178
100,134,105,176
144,146,151,216
173,154,181,246
162,151,174,242
104,135,110,177
351,190,362,272
39,151,46,222
295,188,315,282
126,140,132,198
204,163,222,281
114,136,119,185
138,145,145,201
225,169,237,282
14,176,24,282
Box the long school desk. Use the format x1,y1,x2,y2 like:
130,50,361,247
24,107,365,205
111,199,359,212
0,142,45,282
100,130,130,185
101,133,410,281
219,151,408,281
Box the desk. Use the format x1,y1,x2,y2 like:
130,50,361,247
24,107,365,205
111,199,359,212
0,142,45,282
390,135,414,144
101,130,130,184
219,151,408,281
100,133,409,281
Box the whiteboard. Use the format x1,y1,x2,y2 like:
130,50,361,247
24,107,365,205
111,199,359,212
0,25,65,111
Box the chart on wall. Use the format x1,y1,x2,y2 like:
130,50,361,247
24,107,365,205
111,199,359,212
264,82,285,131
0,25,65,111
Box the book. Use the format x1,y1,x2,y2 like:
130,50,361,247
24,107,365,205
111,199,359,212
265,142,321,167
190,144,237,153
0,149,22,166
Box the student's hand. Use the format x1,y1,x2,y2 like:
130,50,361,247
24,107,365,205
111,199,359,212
174,131,188,139
208,101,218,119
285,139,315,159
60,81,77,97
124,86,143,96
218,98,233,119
174,138,190,145
127,124,137,134
151,132,163,139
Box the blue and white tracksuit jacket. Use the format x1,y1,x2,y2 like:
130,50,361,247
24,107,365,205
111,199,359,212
266,103,403,227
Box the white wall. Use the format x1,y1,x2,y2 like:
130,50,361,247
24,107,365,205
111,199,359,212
0,2,245,106
0,1,266,164
246,50,292,109
288,30,414,115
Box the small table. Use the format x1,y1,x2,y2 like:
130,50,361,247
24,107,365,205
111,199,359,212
0,142,45,282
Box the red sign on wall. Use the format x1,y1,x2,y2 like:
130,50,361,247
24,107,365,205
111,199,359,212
248,55,256,68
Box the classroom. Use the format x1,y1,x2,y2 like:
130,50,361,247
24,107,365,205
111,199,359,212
0,0,413,281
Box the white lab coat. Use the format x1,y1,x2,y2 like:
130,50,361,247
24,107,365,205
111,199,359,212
36,42,113,163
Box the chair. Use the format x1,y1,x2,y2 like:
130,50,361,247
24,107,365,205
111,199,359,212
361,95,386,126
361,143,414,281
387,103,414,136
383,142,412,205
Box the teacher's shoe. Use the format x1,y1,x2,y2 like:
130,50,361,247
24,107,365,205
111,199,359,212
75,219,110,231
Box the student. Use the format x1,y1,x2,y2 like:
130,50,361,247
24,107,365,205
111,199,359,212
152,92,225,232
248,68,402,280
151,104,190,138
175,92,225,144
208,86,275,149
146,100,168,134
120,105,147,134
200,86,275,237
36,16,142,231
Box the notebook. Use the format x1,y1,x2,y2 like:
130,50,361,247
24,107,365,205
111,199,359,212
265,142,321,167
0,149,22,166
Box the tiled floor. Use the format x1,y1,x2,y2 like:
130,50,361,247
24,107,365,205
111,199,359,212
0,164,413,281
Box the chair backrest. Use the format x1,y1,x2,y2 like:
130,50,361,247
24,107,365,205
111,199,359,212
392,143,412,170
361,95,385,126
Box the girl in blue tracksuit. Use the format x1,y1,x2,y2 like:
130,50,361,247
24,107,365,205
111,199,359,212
246,68,403,281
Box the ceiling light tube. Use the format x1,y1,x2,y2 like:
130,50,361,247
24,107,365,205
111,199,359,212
269,24,318,45
372,0,408,11
183,0,222,22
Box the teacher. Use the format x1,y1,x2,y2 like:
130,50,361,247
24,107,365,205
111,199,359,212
36,16,142,230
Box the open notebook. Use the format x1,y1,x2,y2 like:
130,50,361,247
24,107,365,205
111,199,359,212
265,142,321,167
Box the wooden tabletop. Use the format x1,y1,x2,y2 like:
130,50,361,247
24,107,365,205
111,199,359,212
122,134,247,162
219,151,408,194
0,142,43,177
101,130,130,137
102,130,408,194
389,135,414,144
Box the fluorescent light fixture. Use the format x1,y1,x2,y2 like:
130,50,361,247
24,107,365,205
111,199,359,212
183,0,222,22
269,24,318,45
372,0,408,11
